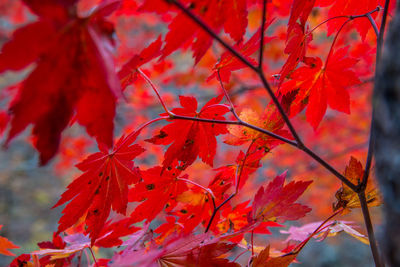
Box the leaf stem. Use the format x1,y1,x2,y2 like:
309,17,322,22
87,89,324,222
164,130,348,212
251,230,255,257
137,68,172,116
204,193,235,233
366,13,380,37
235,140,256,192
293,208,343,253
113,116,167,154
324,18,352,66
204,140,256,233
88,247,98,267
217,70,240,120
177,177,216,199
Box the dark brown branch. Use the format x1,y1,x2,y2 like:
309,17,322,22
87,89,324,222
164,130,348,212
170,0,258,73
358,191,384,267
170,114,298,147
165,0,358,191
258,0,268,68
361,0,390,190
169,0,303,146
356,1,391,266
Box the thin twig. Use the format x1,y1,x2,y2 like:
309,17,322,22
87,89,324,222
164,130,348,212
204,140,256,233
251,230,255,256
138,68,172,116
217,70,240,120
233,249,248,263
293,208,343,252
309,7,380,35
204,193,235,233
325,18,352,65
88,247,98,267
235,140,256,193
177,177,216,199
366,13,380,36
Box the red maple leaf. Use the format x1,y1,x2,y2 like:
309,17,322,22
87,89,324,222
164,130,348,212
142,0,248,63
287,0,316,34
211,150,263,192
279,22,312,85
53,131,144,244
147,95,230,168
128,163,188,223
280,48,360,129
225,103,290,151
37,233,71,266
208,25,273,83
8,254,31,267
118,36,162,89
0,0,121,164
251,171,312,223
157,234,238,267
252,245,297,267
94,217,141,248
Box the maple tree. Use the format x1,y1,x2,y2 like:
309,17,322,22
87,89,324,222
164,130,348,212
0,0,396,266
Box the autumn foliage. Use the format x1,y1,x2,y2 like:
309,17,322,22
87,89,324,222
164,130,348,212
0,0,394,266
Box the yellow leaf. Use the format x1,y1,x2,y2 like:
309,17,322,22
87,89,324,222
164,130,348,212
333,156,382,213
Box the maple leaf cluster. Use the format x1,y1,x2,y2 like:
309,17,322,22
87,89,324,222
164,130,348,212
0,0,392,266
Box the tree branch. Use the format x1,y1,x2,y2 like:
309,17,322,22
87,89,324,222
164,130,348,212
358,191,384,267
258,0,268,68
164,0,358,191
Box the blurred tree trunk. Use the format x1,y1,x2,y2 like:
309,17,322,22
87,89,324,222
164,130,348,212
374,3,400,267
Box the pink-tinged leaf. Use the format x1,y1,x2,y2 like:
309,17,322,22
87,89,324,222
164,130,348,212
281,220,369,244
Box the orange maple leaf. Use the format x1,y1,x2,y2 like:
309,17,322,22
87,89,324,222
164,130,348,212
333,156,382,213
0,225,19,256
